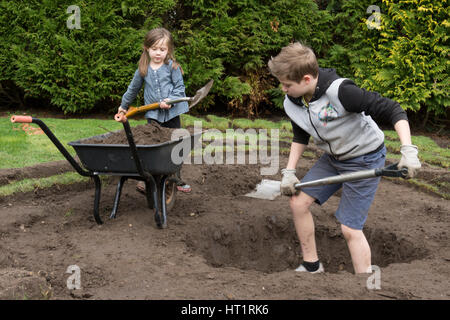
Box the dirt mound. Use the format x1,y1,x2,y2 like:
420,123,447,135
192,164,263,196
82,122,193,145
416,166,450,195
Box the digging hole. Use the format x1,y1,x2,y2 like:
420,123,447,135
186,215,428,273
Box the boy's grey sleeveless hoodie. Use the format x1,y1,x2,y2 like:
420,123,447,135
284,69,386,160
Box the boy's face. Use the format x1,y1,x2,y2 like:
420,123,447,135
279,75,315,98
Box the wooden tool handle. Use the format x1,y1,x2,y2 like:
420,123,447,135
114,103,161,122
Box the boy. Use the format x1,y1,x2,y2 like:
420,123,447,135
268,42,421,273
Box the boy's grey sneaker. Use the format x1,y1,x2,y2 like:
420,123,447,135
295,262,324,273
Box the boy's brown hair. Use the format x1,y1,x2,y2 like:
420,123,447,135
268,42,319,82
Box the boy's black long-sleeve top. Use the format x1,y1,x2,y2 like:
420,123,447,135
289,68,408,146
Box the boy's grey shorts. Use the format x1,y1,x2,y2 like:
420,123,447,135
300,145,386,230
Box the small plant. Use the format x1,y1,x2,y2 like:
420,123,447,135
64,209,74,218
40,285,53,300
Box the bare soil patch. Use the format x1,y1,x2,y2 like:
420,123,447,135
0,160,73,187
0,145,448,299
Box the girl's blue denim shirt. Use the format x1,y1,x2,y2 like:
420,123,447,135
120,60,189,123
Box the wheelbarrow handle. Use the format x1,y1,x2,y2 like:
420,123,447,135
10,115,92,177
114,112,128,123
294,163,408,190
10,115,33,123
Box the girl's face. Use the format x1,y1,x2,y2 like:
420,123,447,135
147,37,169,65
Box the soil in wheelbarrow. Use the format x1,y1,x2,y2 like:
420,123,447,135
82,122,195,145
0,146,449,300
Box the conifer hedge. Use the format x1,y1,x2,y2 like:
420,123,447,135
0,0,448,119
0,0,172,113
0,0,332,115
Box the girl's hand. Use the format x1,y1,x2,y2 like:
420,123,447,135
118,106,127,114
160,99,171,109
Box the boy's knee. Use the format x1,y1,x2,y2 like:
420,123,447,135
341,224,362,241
289,192,314,214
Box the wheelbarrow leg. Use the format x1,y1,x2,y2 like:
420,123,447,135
93,176,103,224
159,175,169,229
144,177,163,228
110,176,127,219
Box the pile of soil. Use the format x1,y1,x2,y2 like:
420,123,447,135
82,122,194,145
0,148,448,300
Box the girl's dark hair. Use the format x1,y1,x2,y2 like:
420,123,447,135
138,27,182,76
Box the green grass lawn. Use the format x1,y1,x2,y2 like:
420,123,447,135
0,114,294,169
2,115,448,170
1,114,448,199
1,117,146,169
384,130,450,168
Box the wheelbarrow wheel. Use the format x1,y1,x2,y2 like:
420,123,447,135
138,179,177,211
164,179,177,212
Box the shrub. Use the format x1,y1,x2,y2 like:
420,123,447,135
2,0,446,119
0,0,332,116
360,0,449,115
0,0,175,113
175,0,333,116
321,0,449,117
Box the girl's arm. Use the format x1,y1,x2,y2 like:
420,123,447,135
120,69,144,109
168,63,187,100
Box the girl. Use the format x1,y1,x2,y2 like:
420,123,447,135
118,27,191,193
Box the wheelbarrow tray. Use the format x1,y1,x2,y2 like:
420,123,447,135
68,130,202,175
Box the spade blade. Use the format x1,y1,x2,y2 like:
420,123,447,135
244,179,281,200
189,79,213,109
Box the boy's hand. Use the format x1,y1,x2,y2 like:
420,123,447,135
281,168,300,196
117,106,127,114
398,144,421,178
160,99,171,109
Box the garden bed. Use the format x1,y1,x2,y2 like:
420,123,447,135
0,145,448,299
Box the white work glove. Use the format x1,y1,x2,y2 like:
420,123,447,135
280,168,300,196
398,144,421,178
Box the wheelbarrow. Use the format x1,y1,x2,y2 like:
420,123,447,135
10,80,213,228
10,115,202,228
